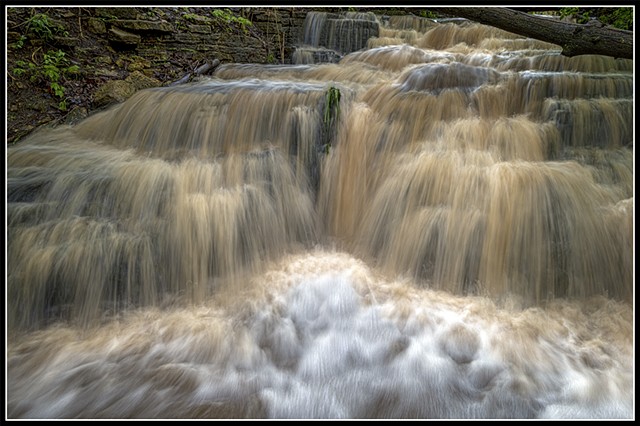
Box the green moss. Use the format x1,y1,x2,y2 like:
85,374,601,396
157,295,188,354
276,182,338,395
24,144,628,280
323,86,341,153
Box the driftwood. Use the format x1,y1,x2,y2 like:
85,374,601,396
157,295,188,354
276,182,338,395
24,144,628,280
194,59,221,76
435,7,633,59
168,58,221,86
169,73,192,86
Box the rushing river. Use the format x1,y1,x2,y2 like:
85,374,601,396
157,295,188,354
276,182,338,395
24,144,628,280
6,11,634,419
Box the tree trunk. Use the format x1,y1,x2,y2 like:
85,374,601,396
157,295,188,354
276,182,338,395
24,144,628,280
435,7,633,60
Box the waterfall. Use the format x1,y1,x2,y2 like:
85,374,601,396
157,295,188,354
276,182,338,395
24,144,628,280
294,11,381,64
6,12,633,420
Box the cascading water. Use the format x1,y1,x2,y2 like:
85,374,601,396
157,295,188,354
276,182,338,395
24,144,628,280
293,11,380,64
6,12,634,420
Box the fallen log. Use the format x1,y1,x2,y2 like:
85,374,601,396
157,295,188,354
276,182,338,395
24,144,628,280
194,58,221,76
168,58,222,86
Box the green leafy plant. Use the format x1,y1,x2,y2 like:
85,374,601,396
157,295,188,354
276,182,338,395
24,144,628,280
24,12,68,41
13,49,79,111
419,10,438,19
10,34,27,50
598,8,633,31
558,7,632,29
558,7,590,24
558,7,580,20
211,8,252,34
12,62,32,77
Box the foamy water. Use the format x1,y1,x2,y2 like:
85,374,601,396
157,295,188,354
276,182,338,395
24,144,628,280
7,251,633,419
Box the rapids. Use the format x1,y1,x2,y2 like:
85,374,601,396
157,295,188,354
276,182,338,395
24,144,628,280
6,12,634,419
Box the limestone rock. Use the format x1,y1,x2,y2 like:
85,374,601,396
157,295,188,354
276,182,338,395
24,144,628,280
112,19,174,34
95,7,140,20
108,27,141,47
92,79,136,108
125,70,160,90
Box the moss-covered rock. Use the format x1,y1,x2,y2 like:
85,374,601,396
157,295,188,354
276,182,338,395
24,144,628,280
125,70,160,90
86,17,107,34
92,79,136,107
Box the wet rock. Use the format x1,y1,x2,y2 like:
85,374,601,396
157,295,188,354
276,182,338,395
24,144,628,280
63,106,89,125
399,62,502,94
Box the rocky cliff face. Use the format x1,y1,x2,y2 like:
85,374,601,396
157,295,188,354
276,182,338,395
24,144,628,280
6,7,312,144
